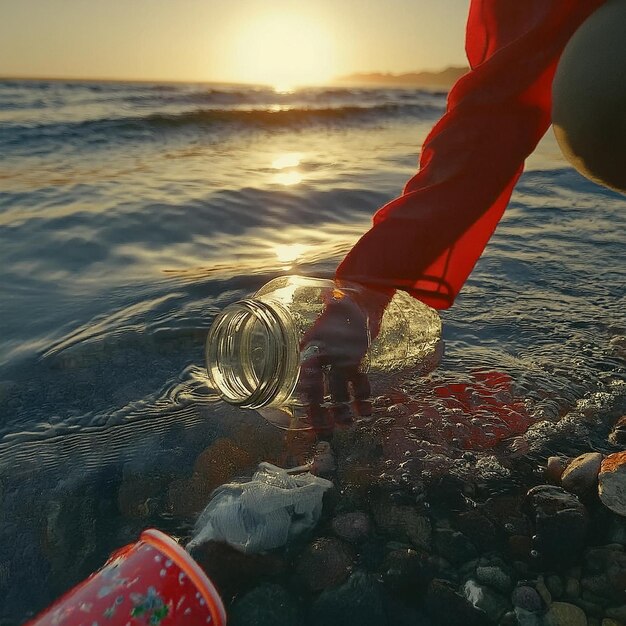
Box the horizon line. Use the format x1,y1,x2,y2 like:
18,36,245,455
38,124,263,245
0,65,466,86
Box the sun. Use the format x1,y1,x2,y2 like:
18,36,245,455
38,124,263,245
230,12,335,88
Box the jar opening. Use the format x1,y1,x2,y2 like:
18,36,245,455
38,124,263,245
205,299,298,409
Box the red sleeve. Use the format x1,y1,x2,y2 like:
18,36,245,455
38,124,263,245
336,0,605,309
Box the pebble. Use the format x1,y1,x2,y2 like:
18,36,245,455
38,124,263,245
515,607,542,626
546,574,564,599
455,511,497,552
561,453,603,498
424,579,491,626
565,577,581,598
599,452,626,517
605,605,626,622
434,529,478,565
535,576,552,607
475,565,513,593
546,457,569,484
463,579,510,623
582,546,626,604
380,548,435,599
229,584,300,626
543,601,587,626
526,485,589,567
512,585,543,612
608,415,626,446
296,538,354,593
372,500,432,550
309,571,386,626
331,511,371,543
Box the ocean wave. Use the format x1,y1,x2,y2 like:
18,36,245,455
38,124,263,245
1,102,442,148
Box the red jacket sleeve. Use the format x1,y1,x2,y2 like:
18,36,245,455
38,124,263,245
336,0,605,309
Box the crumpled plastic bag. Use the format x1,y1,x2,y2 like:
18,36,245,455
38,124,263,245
187,462,333,553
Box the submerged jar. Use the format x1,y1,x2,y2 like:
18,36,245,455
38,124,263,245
205,276,442,428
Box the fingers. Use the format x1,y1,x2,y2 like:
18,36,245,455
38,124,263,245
298,355,333,435
328,366,372,421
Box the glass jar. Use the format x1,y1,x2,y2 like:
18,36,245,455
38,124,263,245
205,275,442,428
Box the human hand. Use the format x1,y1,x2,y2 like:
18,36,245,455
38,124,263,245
295,285,391,434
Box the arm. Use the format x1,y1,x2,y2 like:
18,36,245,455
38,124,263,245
337,0,605,309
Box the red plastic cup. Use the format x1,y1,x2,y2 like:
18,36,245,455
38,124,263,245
27,529,227,626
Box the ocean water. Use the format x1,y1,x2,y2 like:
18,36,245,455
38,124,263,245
0,79,624,621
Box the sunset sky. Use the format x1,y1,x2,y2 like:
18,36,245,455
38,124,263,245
0,0,469,85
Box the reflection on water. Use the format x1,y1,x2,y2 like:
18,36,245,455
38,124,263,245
273,170,303,186
271,152,302,169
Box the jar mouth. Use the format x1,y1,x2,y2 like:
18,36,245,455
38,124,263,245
205,299,299,409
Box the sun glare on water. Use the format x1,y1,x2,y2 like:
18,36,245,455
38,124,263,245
231,13,335,88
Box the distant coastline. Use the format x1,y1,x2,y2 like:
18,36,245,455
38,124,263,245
334,65,468,89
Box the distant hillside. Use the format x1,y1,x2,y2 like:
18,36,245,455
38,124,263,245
335,66,468,89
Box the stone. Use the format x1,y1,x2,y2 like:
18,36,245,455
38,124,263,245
455,511,498,553
310,571,386,626
424,579,490,626
546,574,564,599
463,579,511,623
601,619,623,626
380,548,435,600
475,565,513,594
561,453,603,498
544,601,587,626
230,584,300,626
512,585,543,612
296,538,354,593
515,607,542,626
582,546,626,604
509,535,532,561
565,577,581,598
434,529,478,565
188,540,285,600
372,500,432,550
168,437,254,516
605,605,626,622
331,511,371,543
525,485,589,567
608,416,626,446
546,457,569,484
535,576,552,607
599,452,626,517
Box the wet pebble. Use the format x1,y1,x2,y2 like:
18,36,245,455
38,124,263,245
526,485,589,567
309,571,386,626
545,574,564,599
512,585,543,612
296,538,354,593
581,545,626,604
463,579,510,623
546,457,569,484
608,415,626,446
380,548,435,600
475,565,513,594
598,452,626,517
229,584,301,626
424,579,491,626
372,500,432,550
543,601,587,626
565,576,581,599
434,529,478,565
561,453,603,499
604,605,626,622
331,511,371,543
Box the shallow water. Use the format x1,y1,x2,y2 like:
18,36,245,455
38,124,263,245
0,79,624,621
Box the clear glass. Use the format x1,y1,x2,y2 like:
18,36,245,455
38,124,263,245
205,275,442,428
